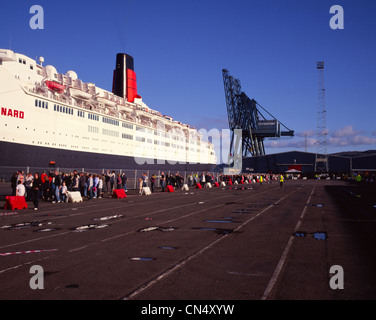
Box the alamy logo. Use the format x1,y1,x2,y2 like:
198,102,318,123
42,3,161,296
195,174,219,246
132,127,243,174
29,5,44,30
29,265,44,290
329,265,344,290
329,5,344,30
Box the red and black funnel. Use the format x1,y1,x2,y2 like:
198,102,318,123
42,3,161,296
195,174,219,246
112,53,140,103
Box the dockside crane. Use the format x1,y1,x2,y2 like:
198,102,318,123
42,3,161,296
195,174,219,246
222,69,294,158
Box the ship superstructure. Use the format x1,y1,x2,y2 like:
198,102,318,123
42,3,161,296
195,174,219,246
0,49,216,171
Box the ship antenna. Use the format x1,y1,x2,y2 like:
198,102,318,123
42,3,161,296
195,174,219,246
9,33,11,50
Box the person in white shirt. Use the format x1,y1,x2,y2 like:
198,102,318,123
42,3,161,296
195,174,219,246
87,174,93,200
24,173,34,201
61,181,68,202
98,177,103,198
16,180,26,197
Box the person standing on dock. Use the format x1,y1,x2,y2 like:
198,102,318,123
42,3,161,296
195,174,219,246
138,178,143,195
355,173,362,185
54,170,62,203
87,174,93,200
31,173,42,210
279,175,284,188
25,172,34,201
79,172,86,197
160,172,166,192
150,175,156,193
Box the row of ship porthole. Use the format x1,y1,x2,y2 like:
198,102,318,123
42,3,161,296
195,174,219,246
2,124,209,156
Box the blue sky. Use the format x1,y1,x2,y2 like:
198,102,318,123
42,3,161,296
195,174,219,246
1,0,376,155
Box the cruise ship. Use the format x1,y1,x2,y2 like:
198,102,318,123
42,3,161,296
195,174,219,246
0,49,217,171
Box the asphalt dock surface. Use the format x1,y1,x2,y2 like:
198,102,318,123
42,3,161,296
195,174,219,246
1,179,376,300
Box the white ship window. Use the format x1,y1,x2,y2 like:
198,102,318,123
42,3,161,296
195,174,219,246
88,126,99,134
136,126,145,132
88,113,99,121
35,99,38,107
54,104,68,113
122,133,133,140
103,129,119,137
135,136,145,142
147,139,153,144
122,122,133,129
103,117,119,126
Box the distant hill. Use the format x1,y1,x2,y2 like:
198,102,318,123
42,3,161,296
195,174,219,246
330,150,376,158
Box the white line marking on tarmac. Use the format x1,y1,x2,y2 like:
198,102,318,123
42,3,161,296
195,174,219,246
261,185,316,300
102,187,280,244
68,245,88,253
0,195,224,250
122,185,304,300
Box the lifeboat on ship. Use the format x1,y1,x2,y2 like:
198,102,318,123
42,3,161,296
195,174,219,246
45,80,66,93
140,110,152,119
96,96,117,108
69,87,92,100
117,104,134,114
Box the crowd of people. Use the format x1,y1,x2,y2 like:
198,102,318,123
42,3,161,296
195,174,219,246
11,169,372,210
10,169,129,210
10,170,286,207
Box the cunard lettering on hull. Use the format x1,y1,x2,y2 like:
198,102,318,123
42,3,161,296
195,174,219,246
1,108,24,119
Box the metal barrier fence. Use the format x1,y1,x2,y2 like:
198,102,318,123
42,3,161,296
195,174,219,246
0,166,220,190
